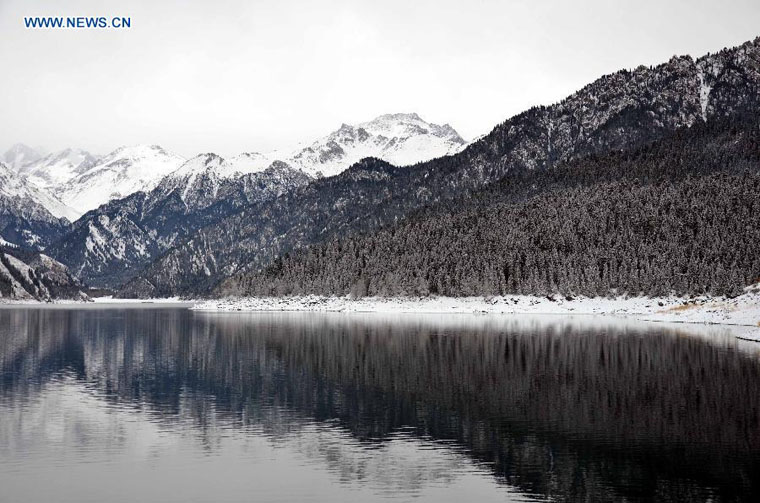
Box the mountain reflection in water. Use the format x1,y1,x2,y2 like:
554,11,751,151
1,307,759,502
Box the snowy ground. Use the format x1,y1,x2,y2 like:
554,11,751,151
193,284,760,339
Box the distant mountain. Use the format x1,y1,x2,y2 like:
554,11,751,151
2,143,43,171
54,145,186,217
44,114,464,287
0,161,73,249
283,113,466,177
0,241,88,301
20,148,100,189
10,114,462,219
48,155,310,288
118,37,760,298
206,114,466,179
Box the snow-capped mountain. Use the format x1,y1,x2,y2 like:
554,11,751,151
0,161,79,222
153,154,311,212
155,153,228,201
261,113,466,178
54,145,186,217
2,143,43,171
224,152,272,176
0,161,72,250
48,154,310,288
9,115,460,219
287,113,466,177
20,148,100,189
185,114,466,180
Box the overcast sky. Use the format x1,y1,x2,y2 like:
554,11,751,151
1,0,758,158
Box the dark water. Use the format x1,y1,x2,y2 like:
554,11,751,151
1,307,760,502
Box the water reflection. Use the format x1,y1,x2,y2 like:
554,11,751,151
1,308,759,502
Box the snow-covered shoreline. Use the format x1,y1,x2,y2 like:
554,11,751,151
192,285,760,337
3,287,759,338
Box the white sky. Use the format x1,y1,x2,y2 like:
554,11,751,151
1,0,758,158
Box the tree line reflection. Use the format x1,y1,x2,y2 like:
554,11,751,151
1,308,759,501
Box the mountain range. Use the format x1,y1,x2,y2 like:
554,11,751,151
2,113,465,220
2,36,759,300
119,37,760,298
2,113,468,288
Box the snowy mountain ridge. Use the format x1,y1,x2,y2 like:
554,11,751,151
2,143,43,171
0,161,73,250
6,113,464,219
156,113,467,180
53,144,187,217
0,161,78,222
19,148,100,189
278,112,467,178
49,156,311,288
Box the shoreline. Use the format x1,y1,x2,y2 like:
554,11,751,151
3,288,758,339
192,286,760,338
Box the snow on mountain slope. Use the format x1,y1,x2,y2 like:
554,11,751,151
50,155,311,288
20,148,99,188
2,143,43,171
211,114,467,179
12,114,460,218
225,152,272,176
0,161,79,221
155,153,310,210
5,114,461,220
155,153,228,203
284,113,467,177
55,145,186,217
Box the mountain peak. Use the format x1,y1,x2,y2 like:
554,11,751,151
3,143,43,170
358,113,466,144
281,112,466,177
170,153,226,177
371,112,422,122
52,144,186,217
17,148,99,192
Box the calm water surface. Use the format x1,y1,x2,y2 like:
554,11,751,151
1,306,759,502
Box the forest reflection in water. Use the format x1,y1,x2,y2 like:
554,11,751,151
1,307,759,502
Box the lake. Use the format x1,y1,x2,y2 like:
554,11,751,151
1,306,759,502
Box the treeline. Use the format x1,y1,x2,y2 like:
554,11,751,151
226,115,760,298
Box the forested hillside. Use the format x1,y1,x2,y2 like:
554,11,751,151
119,37,760,298
225,115,760,298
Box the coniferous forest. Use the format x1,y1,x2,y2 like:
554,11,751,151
226,114,760,298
